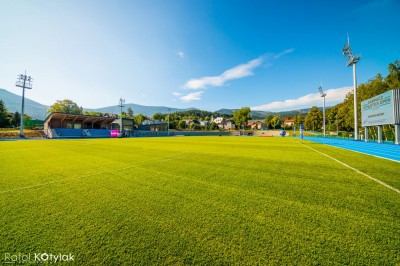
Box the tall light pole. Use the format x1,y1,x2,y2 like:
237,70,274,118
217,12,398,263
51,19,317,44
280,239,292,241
119,98,125,134
167,108,170,136
318,86,327,137
16,71,33,137
342,36,360,140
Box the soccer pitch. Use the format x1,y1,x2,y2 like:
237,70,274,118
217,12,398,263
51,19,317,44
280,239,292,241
1,137,399,265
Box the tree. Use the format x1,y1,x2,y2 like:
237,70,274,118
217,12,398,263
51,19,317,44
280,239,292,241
305,106,322,132
48,99,83,114
189,123,201,130
270,116,281,129
264,115,274,129
11,111,21,127
293,114,304,129
127,107,134,118
83,111,102,116
152,113,165,121
233,107,251,130
0,100,10,127
386,60,400,88
134,114,147,125
210,122,219,130
178,120,187,129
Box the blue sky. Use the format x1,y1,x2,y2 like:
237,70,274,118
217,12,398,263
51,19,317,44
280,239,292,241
0,0,399,111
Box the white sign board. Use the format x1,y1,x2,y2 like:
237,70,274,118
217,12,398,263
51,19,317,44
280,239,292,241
361,90,394,127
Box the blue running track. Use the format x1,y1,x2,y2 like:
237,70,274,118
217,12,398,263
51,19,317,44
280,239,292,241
302,137,400,162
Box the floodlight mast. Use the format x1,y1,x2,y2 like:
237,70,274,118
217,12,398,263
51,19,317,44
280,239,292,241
167,108,170,136
15,71,33,137
119,98,125,134
318,86,327,137
342,37,360,140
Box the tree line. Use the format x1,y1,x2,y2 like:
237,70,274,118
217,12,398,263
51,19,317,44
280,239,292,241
0,100,29,128
299,60,400,140
262,60,400,140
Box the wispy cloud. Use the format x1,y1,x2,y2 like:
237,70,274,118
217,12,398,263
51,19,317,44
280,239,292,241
183,56,264,90
251,86,352,111
176,51,185,59
273,48,295,59
172,92,183,96
180,91,204,102
176,49,294,103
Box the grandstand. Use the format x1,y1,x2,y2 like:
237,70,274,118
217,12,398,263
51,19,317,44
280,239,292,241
44,113,115,138
43,112,217,139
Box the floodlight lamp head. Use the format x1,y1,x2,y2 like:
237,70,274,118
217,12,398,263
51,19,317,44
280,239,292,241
318,86,327,97
342,44,351,55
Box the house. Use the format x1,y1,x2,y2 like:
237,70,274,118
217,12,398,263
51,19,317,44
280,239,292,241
223,119,235,130
212,117,235,130
283,119,295,127
199,121,210,127
247,120,266,130
183,119,200,126
212,117,224,124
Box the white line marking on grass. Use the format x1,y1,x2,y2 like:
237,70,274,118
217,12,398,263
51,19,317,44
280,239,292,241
297,141,400,195
0,154,192,195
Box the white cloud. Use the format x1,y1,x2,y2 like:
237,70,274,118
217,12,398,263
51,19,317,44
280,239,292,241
177,49,295,103
176,51,185,59
183,56,264,90
251,86,353,111
273,48,295,59
172,92,183,96
180,91,204,102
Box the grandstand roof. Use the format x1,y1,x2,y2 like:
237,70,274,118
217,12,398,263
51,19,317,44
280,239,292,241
44,113,116,125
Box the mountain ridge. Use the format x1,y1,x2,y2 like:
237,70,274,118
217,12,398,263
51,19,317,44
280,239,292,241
1,88,321,120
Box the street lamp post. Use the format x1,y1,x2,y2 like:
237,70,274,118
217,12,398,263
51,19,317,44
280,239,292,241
318,86,327,137
342,36,360,140
16,71,33,137
119,98,125,134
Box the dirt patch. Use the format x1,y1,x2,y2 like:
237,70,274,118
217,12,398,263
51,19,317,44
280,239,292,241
0,130,42,138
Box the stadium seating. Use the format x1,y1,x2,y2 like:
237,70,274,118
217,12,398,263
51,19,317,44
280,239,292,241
51,128,111,138
86,129,111,138
53,128,85,138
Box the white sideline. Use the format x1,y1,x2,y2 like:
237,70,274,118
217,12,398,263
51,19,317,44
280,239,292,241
297,141,400,195
0,154,192,195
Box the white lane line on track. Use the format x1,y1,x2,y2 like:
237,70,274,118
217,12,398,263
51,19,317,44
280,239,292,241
297,140,400,195
0,154,192,195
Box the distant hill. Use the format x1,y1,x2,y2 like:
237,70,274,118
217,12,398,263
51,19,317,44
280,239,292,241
0,88,327,121
215,108,318,119
0,88,194,119
0,88,48,120
86,104,195,117
215,108,273,119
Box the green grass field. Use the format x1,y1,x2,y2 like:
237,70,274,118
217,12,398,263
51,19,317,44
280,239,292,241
1,137,399,265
